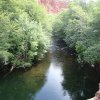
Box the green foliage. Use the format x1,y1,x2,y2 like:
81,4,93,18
53,0,100,64
53,3,90,47
0,0,52,68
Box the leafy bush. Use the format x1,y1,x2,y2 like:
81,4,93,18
53,0,100,65
0,0,52,68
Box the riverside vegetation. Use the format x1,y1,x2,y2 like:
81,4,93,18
0,0,100,100
53,0,100,66
0,0,52,70
0,0,100,71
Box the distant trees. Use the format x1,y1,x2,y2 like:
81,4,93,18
53,0,100,65
0,0,52,69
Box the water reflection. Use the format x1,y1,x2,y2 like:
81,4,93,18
0,42,100,100
35,50,71,100
62,53,100,100
0,56,50,100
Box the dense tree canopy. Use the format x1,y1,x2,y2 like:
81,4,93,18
53,0,100,65
0,0,52,69
0,0,100,70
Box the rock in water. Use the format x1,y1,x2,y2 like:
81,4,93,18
88,83,100,100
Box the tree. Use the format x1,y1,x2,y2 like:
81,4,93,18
53,0,100,65
0,0,52,69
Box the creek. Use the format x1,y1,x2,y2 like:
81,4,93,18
0,41,100,100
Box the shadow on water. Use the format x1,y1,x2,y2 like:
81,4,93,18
0,40,100,100
62,53,100,100
0,55,50,100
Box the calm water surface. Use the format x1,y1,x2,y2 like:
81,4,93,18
0,42,100,100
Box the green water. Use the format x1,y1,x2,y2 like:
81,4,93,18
0,43,100,100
